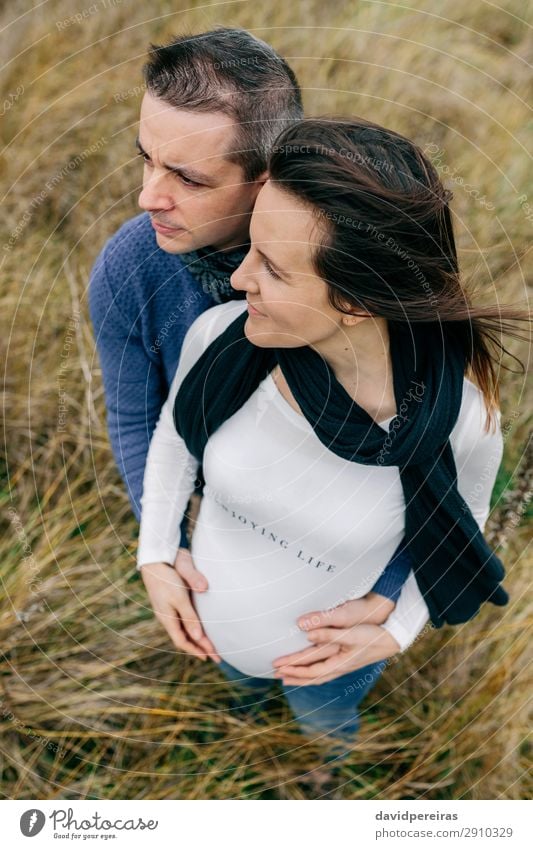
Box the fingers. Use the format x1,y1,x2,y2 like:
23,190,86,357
297,610,335,631
308,623,389,655
177,593,203,640
273,642,340,670
142,562,221,662
298,595,397,631
298,603,353,630
174,548,209,592
280,675,333,687
177,596,221,662
196,633,221,662
156,609,208,661
305,627,347,645
276,653,347,682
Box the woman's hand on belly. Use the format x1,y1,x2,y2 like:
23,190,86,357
141,560,220,662
173,546,210,592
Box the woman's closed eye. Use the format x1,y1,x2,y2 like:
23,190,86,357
262,257,281,279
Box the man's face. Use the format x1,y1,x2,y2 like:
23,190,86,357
137,92,266,253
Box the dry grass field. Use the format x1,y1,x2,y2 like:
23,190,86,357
1,0,531,799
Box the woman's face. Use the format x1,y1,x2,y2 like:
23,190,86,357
230,180,347,348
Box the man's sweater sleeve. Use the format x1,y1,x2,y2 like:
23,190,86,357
89,247,166,523
369,539,412,602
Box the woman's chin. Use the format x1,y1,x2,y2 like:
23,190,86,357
244,319,305,349
244,319,277,347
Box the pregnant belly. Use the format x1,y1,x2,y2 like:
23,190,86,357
193,577,314,678
190,527,377,679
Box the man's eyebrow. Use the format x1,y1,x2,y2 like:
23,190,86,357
256,246,291,278
135,136,216,185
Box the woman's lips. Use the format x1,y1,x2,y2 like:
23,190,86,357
247,300,267,317
151,219,185,235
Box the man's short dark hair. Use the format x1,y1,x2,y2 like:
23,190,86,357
142,27,303,182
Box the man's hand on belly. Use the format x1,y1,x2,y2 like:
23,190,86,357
141,559,221,663
271,592,397,685
272,623,400,686
296,592,396,631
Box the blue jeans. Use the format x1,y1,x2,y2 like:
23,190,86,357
217,658,386,748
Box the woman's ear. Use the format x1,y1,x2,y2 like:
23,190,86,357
340,308,373,327
250,170,269,199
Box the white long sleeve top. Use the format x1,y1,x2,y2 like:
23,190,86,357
137,301,504,677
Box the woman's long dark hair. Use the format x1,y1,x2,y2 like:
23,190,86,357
268,118,530,430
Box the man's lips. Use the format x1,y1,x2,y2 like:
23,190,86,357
247,300,267,317
151,219,185,234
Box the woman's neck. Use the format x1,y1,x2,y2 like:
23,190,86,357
316,316,390,376
314,317,396,420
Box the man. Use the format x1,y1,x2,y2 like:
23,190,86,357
89,27,411,669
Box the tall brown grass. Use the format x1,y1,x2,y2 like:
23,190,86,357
1,0,531,799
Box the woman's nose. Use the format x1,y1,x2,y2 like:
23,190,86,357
230,252,258,292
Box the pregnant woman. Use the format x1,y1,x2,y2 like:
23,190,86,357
137,118,526,744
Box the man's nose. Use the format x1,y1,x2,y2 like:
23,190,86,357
138,170,174,212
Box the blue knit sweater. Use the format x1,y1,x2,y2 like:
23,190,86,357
89,212,412,601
